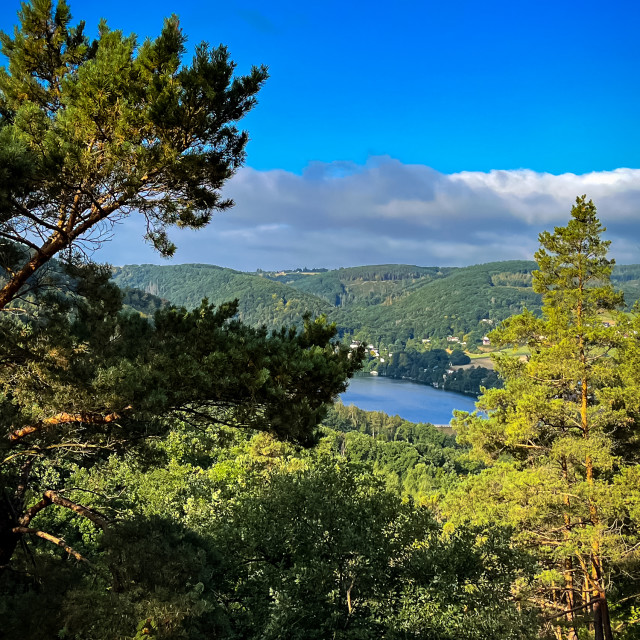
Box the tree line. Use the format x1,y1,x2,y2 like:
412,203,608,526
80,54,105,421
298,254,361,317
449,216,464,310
374,347,499,396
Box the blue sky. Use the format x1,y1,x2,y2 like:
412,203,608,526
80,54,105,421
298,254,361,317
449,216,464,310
2,1,639,269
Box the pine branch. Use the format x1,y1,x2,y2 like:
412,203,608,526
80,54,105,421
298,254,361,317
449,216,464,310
8,410,126,442
20,489,109,529
12,526,91,564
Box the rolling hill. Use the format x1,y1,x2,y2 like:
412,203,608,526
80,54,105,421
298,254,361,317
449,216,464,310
264,265,455,308
333,260,542,343
111,261,640,346
111,263,333,329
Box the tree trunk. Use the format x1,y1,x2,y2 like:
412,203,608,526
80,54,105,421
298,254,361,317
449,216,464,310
564,561,578,640
593,596,604,640
0,497,19,570
561,456,579,640
580,325,611,640
602,595,613,640
0,236,64,311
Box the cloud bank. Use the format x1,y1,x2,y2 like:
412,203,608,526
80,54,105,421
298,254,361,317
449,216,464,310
105,157,640,270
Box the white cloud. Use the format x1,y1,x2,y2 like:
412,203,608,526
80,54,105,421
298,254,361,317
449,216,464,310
98,157,640,270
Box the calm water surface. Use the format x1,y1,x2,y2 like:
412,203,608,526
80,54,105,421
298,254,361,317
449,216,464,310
340,375,478,425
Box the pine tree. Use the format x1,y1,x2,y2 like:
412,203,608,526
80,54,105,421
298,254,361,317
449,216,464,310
0,269,363,570
0,2,366,579
0,0,267,309
450,196,640,639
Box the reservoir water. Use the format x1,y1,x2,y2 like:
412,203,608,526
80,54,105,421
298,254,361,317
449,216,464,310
340,375,479,425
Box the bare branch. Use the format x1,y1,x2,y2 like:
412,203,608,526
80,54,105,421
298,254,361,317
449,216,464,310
12,526,91,563
3,442,117,466
10,197,70,237
544,597,602,621
0,230,42,253
20,490,109,529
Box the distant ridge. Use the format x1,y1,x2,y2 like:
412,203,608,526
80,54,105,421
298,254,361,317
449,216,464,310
112,263,332,329
112,261,640,344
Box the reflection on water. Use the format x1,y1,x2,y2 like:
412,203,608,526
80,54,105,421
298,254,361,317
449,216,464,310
340,375,478,425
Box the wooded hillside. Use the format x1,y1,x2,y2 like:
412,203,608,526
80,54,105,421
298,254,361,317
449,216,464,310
112,260,640,346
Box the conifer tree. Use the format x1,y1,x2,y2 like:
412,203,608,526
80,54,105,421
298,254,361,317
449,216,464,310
0,0,268,309
0,2,365,579
450,196,640,639
0,267,363,572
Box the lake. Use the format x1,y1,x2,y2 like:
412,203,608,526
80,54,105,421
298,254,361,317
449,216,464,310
340,375,479,425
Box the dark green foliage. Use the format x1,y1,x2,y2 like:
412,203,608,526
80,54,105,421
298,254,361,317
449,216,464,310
442,365,499,395
0,262,363,578
120,286,168,316
110,260,543,347
333,264,449,282
209,460,534,640
0,515,229,639
448,349,470,365
1,280,356,446
0,425,536,639
111,260,640,350
611,263,640,304
490,270,533,287
341,260,543,343
268,264,450,309
3,4,638,636
321,404,473,497
380,348,449,381
276,272,347,306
